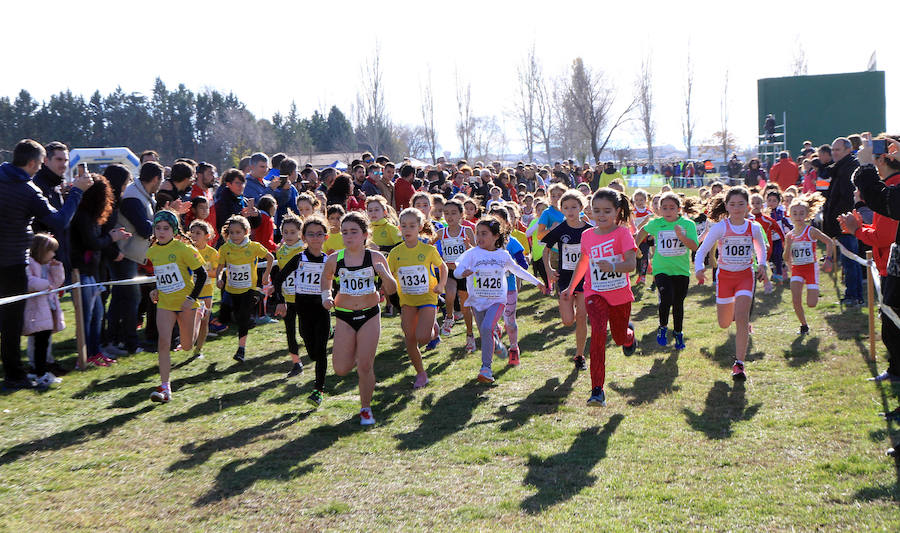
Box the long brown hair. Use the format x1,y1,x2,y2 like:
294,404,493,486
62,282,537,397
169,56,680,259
78,173,114,225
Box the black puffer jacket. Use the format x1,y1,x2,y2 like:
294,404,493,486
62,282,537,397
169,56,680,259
822,154,860,237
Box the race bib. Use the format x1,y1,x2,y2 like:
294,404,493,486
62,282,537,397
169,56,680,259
721,236,753,265
471,268,504,299
282,271,297,296
398,265,429,295
339,267,376,296
657,230,687,257
561,243,581,271
589,256,627,292
228,263,252,290
791,241,814,265
295,262,325,295
442,237,466,263
155,263,185,294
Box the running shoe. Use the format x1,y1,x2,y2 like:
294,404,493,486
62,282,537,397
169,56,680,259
508,347,520,366
425,337,441,351
150,386,171,403
574,355,587,371
287,362,303,378
656,326,668,347
99,353,118,364
868,371,900,383
413,372,429,389
255,315,278,325
209,319,228,333
307,389,324,407
732,360,746,381
465,335,476,354
673,331,686,351
453,311,464,321
637,275,646,284
587,387,606,407
233,347,245,364
771,274,783,283
206,331,219,339
881,407,900,422
440,318,455,337
798,324,810,335
476,367,495,384
86,353,110,367
622,323,637,357
359,407,375,426
35,372,62,388
493,336,508,359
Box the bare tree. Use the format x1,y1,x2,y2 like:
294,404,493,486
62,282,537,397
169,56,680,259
682,47,696,159
561,58,635,163
534,71,553,163
356,40,390,156
472,116,501,162
394,124,429,160
636,52,655,165
720,69,730,163
420,67,439,163
791,36,808,76
516,43,539,162
455,70,475,160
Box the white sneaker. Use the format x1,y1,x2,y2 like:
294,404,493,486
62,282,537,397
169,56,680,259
493,335,507,358
453,311,464,321
36,372,62,387
359,407,375,426
150,386,171,403
465,335,476,353
440,318,454,337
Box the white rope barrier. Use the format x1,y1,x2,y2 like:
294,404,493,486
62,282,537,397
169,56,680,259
834,240,900,329
0,276,157,307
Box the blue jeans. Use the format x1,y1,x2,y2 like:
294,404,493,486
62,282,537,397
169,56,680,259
837,234,864,301
107,259,140,350
81,275,105,356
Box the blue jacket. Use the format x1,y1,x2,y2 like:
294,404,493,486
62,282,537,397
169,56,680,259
243,175,271,202
0,162,83,267
31,165,73,273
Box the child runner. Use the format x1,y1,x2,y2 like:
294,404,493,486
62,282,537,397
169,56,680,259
454,215,545,383
526,199,550,286
188,220,218,356
632,189,653,284
273,211,306,376
324,205,346,254
216,215,274,364
541,190,591,370
436,199,476,351
388,208,448,388
295,192,318,219
694,187,769,381
412,191,444,236
147,210,207,402
521,193,536,227
565,188,638,407
783,194,833,334
321,212,398,425
273,215,332,406
463,197,481,225
635,192,699,350
367,195,402,316
488,206,531,365
751,193,786,283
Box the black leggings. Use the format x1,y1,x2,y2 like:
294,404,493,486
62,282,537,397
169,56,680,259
297,301,330,391
32,330,51,376
638,240,651,276
284,304,300,354
655,273,689,332
532,257,548,286
225,291,257,337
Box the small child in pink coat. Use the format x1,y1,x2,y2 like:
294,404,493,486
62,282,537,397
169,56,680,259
24,233,66,388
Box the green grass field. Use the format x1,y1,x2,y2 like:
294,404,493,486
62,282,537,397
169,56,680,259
1,257,898,530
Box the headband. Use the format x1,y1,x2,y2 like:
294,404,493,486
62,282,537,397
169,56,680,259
153,210,180,232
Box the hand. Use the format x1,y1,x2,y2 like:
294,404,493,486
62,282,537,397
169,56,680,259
538,282,548,295
674,225,686,239
241,205,259,217
181,298,194,312
110,227,132,242
275,303,287,317
48,259,61,268
858,132,875,166
561,288,572,300
547,268,559,283
373,261,390,278
433,283,445,294
322,297,334,311
73,174,94,191
114,252,124,262
695,270,706,285
149,289,159,303
217,278,225,289
457,269,473,278
838,211,861,234
596,260,614,273
169,199,191,215
821,256,834,273
447,262,457,270
269,176,282,189
264,283,273,296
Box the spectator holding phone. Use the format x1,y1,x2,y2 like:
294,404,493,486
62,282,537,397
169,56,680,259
823,137,863,306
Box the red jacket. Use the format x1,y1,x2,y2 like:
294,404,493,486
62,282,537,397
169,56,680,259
252,212,277,252
855,173,900,276
770,159,800,191
186,184,217,244
752,212,785,260
394,178,415,211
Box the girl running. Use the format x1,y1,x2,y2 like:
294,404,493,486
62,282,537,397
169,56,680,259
188,220,218,358
541,190,591,370
216,215,274,364
526,199,549,286
454,216,545,383
412,191,444,236
388,208,448,388
321,212,397,425
783,194,833,334
273,215,332,406
632,189,653,284
463,197,481,225
147,210,207,403
273,212,306,376
635,192,699,350
751,193,786,283
565,188,638,407
694,187,769,381
367,195,402,316
295,192,318,219
488,206,531,365
436,199,476,351
324,205,346,254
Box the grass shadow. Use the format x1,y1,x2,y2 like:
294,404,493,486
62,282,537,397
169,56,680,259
395,381,489,451
520,414,623,514
497,369,578,432
699,333,765,369
165,377,283,423
783,335,821,367
608,351,680,405
107,362,220,409
682,381,761,439
0,406,153,467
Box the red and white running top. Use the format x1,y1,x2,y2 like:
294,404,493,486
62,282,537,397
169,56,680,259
695,218,768,273
789,224,816,266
